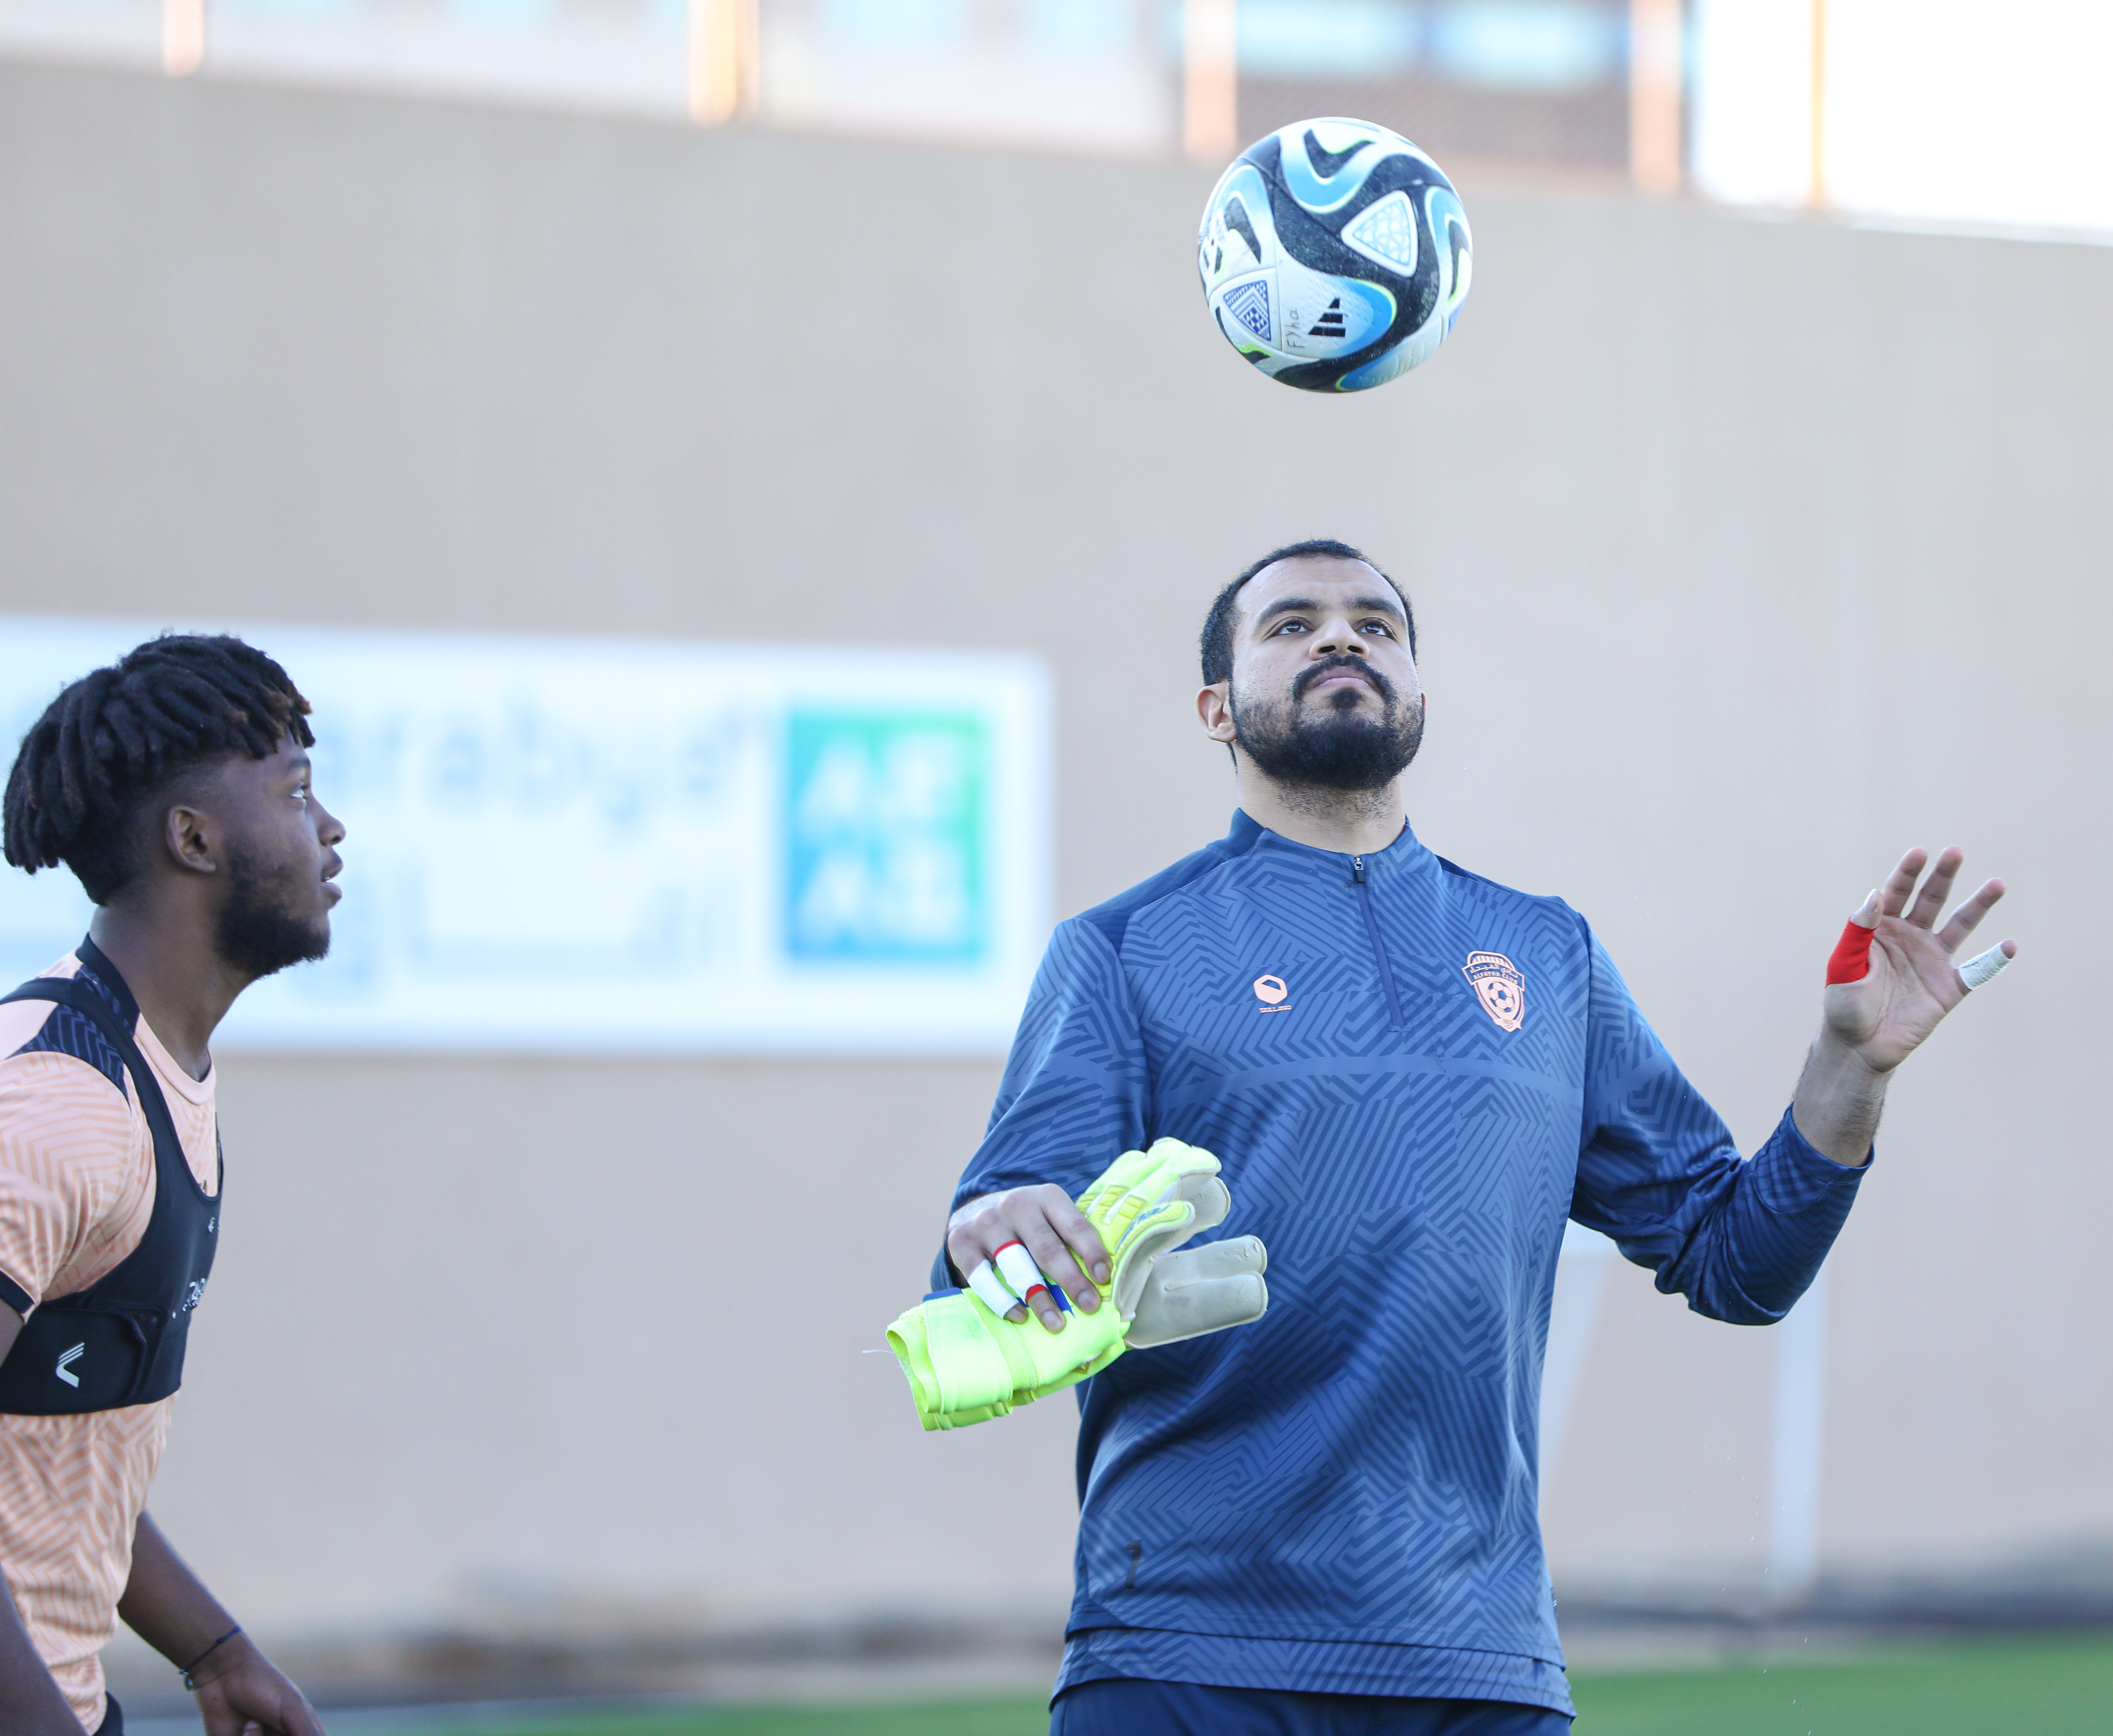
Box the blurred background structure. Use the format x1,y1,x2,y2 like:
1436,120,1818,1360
6,0,2113,227
0,0,2111,1720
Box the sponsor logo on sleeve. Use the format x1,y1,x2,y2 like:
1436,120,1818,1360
1462,951,1525,1032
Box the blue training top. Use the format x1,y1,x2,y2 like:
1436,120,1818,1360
936,812,1867,1715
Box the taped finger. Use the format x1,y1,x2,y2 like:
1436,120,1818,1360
965,1259,1022,1318
994,1240,1057,1312
1958,944,2014,992
1825,900,1880,985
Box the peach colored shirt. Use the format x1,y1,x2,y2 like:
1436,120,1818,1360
0,953,219,1732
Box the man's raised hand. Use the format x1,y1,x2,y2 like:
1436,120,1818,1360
947,1185,1110,1333
1822,845,2015,1075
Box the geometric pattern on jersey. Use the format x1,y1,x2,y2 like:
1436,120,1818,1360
1058,1623,1573,1713
940,813,1865,1712
11,971,127,1095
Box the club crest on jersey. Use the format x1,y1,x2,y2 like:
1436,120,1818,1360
1253,974,1290,1010
1462,951,1525,1032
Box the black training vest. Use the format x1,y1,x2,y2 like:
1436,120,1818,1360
0,940,221,1415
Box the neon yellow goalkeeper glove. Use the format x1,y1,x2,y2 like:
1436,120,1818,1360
885,1139,1266,1431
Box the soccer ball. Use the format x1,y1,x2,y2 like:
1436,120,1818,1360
1197,117,1472,393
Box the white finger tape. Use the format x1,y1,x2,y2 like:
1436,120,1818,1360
994,1239,1052,1302
966,1261,1021,1317
1958,945,2013,992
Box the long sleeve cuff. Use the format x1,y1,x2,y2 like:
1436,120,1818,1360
1753,1106,1873,1214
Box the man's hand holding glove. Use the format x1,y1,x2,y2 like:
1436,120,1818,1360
885,1139,1268,1431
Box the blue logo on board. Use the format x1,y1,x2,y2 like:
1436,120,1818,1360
785,712,987,964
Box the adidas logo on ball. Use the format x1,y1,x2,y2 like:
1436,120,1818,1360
1197,117,1473,394
1307,299,1347,340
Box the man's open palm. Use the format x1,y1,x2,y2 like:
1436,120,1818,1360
1824,846,2013,1075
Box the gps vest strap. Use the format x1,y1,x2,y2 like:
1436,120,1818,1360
0,941,222,1415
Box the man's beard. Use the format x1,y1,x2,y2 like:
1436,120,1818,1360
1231,655,1424,793
216,843,331,979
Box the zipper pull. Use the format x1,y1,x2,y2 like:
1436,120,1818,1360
1351,855,1366,884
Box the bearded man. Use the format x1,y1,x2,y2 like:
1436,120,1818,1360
0,635,339,1736
934,540,2013,1736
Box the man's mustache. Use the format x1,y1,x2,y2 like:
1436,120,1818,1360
1293,655,1395,705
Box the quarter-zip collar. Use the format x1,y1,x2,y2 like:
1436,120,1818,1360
1224,807,1432,879
1227,809,1426,1032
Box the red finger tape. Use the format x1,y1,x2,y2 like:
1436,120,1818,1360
1825,920,1876,984
992,1239,1051,1304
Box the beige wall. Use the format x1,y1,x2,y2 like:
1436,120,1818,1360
1,59,2109,1642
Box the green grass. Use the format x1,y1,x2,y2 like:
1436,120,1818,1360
384,1636,2113,1736
1570,1634,2113,1735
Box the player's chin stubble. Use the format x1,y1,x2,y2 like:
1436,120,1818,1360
1232,661,1424,793
215,843,332,979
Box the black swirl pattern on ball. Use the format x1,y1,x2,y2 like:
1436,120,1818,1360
1245,134,1449,393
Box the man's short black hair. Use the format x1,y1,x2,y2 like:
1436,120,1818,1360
3,634,313,905
1199,538,1417,685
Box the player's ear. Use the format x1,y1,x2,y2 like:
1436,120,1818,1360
1197,683,1237,744
161,801,221,877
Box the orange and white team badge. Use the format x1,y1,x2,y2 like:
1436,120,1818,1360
1462,951,1525,1032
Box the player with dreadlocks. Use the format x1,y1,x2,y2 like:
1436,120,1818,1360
0,635,340,1736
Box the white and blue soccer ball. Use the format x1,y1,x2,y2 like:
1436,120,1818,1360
1197,117,1472,393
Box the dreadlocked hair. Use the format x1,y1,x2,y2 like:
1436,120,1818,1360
3,634,314,905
